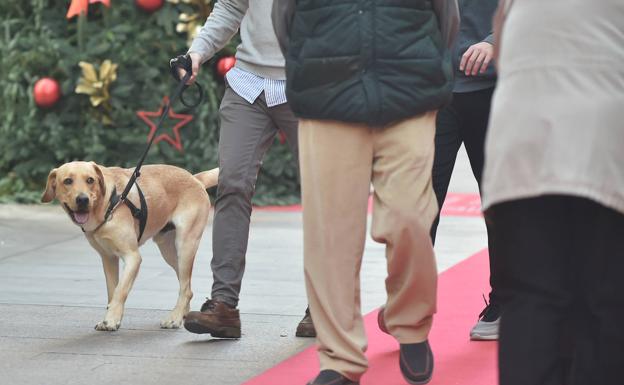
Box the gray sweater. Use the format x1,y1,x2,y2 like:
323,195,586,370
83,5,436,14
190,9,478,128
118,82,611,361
188,0,286,80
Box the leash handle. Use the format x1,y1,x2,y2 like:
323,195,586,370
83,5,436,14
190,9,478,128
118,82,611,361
169,54,192,82
169,54,204,108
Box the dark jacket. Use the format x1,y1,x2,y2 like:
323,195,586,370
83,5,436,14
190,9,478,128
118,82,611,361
452,0,499,92
273,0,459,127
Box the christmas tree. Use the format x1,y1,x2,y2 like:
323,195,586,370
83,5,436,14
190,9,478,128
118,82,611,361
0,0,299,205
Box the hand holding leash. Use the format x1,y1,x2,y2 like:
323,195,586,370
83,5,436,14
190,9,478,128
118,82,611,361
171,52,201,85
169,53,204,108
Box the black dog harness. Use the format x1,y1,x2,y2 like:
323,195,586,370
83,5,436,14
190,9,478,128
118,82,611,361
85,54,202,242
85,182,149,241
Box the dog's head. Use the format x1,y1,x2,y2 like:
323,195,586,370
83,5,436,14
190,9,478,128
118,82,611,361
41,161,107,226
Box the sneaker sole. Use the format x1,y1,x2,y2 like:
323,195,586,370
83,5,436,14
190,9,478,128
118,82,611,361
470,333,498,341
184,320,241,338
405,377,432,385
402,362,434,385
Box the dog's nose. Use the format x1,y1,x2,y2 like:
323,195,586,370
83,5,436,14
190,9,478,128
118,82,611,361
76,194,89,208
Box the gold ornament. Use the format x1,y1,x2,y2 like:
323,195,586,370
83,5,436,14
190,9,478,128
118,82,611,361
167,0,213,45
75,60,118,108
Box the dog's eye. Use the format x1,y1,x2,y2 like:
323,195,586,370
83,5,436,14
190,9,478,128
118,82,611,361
63,178,73,185
86,177,95,184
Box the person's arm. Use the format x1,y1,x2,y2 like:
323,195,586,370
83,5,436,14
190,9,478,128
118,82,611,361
271,0,296,57
459,1,502,76
180,0,249,84
482,32,494,46
432,0,460,50
459,41,494,76
188,0,249,63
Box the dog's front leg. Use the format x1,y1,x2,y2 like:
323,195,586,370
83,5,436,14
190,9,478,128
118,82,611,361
86,236,120,307
95,250,141,331
101,255,119,305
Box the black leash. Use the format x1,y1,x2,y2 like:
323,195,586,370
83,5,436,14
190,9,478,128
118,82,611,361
89,54,204,241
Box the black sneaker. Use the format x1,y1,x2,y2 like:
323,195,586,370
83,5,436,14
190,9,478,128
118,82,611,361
399,340,434,385
306,370,359,385
469,296,501,341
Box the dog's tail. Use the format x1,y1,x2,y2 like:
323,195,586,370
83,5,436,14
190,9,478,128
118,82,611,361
194,168,219,189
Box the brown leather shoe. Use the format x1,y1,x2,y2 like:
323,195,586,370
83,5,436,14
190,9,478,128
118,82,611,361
295,307,316,337
184,299,241,338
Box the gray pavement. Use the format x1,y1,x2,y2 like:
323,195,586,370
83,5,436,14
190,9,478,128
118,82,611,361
0,147,487,385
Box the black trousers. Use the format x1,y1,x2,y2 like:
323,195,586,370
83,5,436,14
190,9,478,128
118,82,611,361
430,87,500,303
487,196,624,385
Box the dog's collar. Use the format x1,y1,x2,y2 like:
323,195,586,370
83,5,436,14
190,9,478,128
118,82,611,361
82,184,148,242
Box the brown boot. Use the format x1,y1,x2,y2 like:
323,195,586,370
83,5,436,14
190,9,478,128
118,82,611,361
295,307,316,337
184,299,241,338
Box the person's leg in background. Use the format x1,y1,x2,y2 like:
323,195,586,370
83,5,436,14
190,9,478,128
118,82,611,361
452,87,502,339
299,119,373,385
270,101,300,178
184,89,284,338
430,101,461,242
269,103,316,338
488,196,574,385
454,88,492,185
371,112,439,385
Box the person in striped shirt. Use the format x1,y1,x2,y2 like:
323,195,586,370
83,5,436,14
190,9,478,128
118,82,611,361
176,0,314,339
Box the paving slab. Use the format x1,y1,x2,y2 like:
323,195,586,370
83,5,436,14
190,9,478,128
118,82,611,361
0,304,309,385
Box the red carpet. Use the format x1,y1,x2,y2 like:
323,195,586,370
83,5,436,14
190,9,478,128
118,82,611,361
255,193,482,218
243,249,497,385
440,193,482,217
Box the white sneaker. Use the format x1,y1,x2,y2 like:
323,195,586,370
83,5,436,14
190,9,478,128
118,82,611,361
469,301,501,341
470,317,500,340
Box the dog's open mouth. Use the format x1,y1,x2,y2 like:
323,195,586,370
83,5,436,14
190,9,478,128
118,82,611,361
64,203,90,225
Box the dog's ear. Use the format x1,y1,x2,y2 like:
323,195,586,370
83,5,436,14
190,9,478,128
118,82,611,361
91,162,106,198
41,168,58,203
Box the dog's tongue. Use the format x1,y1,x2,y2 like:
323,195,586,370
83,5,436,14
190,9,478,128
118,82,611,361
73,212,89,225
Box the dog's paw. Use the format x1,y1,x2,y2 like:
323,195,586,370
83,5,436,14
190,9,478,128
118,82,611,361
160,317,183,329
95,319,121,331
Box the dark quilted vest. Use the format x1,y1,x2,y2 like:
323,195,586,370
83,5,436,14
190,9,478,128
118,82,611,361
285,0,453,126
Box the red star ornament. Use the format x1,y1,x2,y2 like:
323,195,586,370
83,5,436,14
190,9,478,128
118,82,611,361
136,96,193,152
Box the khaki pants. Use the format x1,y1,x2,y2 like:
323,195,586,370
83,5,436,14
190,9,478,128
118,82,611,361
299,113,439,380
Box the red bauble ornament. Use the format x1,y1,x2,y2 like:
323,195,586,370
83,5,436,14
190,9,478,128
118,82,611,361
216,56,236,77
135,0,164,13
33,78,61,108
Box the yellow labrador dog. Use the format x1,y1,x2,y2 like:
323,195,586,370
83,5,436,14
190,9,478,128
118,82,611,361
41,161,218,331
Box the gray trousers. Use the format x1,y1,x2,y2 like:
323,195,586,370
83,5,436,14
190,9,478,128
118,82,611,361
211,86,299,307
